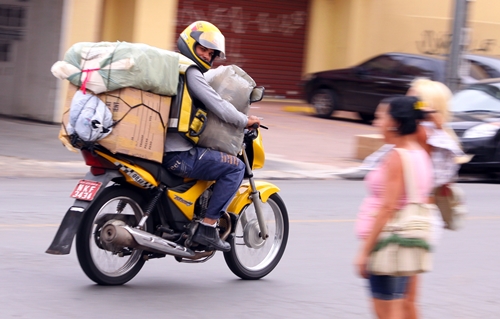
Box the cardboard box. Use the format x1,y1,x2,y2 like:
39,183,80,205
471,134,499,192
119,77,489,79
60,84,171,163
355,134,385,160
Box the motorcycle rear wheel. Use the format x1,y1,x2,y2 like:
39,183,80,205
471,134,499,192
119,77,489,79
76,187,147,285
224,193,289,280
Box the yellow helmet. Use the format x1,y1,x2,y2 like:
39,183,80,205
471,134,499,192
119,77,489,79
177,21,226,73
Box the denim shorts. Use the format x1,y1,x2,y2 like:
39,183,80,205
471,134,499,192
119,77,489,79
368,274,409,300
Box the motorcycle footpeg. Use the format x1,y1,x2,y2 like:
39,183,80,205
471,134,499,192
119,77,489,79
157,225,175,234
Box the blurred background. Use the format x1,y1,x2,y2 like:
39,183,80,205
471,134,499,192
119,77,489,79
0,0,497,123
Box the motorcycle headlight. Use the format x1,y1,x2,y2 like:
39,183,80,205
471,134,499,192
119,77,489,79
463,123,500,139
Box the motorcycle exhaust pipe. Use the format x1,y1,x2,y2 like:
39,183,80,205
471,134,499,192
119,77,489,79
100,221,195,258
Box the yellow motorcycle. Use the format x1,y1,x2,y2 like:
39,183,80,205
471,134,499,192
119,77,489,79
46,102,289,286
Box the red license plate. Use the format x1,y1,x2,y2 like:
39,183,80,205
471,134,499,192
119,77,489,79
70,180,102,201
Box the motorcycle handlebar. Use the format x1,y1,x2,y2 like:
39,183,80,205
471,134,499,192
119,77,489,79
251,123,268,130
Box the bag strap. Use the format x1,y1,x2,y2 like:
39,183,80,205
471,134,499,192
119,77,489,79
394,148,420,204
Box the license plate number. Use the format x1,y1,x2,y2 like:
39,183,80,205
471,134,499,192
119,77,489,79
70,180,102,201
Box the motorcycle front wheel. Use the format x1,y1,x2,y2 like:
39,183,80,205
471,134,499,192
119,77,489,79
224,193,289,280
76,187,147,285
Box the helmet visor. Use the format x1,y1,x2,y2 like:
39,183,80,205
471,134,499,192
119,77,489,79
196,31,226,59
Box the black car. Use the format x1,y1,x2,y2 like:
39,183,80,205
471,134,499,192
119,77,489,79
449,79,500,173
303,52,500,122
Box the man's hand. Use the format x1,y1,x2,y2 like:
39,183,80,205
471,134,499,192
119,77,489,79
246,115,261,129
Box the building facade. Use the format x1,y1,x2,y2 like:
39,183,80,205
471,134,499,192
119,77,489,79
1,0,499,122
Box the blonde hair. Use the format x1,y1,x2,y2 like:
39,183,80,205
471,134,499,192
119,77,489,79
408,78,453,122
409,78,460,145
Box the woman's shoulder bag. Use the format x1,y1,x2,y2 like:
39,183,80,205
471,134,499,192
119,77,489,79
368,148,435,276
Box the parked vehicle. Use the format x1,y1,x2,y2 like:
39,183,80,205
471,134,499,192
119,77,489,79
46,89,290,285
449,78,500,173
303,52,500,122
464,54,500,80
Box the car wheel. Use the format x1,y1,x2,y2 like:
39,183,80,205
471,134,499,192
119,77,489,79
311,89,336,118
359,113,375,124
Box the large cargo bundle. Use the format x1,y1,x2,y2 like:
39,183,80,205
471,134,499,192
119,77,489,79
51,41,180,96
54,42,259,161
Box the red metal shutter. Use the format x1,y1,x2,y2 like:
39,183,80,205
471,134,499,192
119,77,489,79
175,0,309,99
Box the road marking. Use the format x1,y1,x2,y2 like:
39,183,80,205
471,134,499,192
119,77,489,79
282,106,315,114
0,224,59,228
290,216,500,223
290,219,356,223
1,216,499,228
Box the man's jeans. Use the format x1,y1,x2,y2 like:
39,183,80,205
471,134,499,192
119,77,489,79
163,147,245,220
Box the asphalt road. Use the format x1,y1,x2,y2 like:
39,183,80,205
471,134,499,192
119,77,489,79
1,177,499,319
1,100,499,318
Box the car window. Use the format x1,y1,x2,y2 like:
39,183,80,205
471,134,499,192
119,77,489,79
359,55,401,77
398,57,435,79
451,86,500,112
466,60,499,79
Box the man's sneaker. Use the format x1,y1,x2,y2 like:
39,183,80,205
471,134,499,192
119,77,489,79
192,223,231,252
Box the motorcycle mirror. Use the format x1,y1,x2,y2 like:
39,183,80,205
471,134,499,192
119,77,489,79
250,86,265,104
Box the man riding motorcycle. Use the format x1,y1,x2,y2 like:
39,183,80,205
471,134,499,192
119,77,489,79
163,21,261,252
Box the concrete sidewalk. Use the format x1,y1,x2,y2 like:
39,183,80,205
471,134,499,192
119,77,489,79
0,116,355,179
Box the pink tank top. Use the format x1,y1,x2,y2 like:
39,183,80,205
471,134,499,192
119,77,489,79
355,149,433,239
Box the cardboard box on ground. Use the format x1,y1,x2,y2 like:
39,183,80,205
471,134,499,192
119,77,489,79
355,134,385,160
60,84,171,163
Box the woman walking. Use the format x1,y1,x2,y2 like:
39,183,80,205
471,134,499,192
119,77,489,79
354,96,434,319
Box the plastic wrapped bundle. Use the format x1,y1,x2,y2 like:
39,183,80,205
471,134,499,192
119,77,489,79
198,65,257,156
205,65,256,113
67,90,113,142
51,41,179,95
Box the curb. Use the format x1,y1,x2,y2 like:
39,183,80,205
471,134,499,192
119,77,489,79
254,170,341,180
0,156,87,178
0,155,355,180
